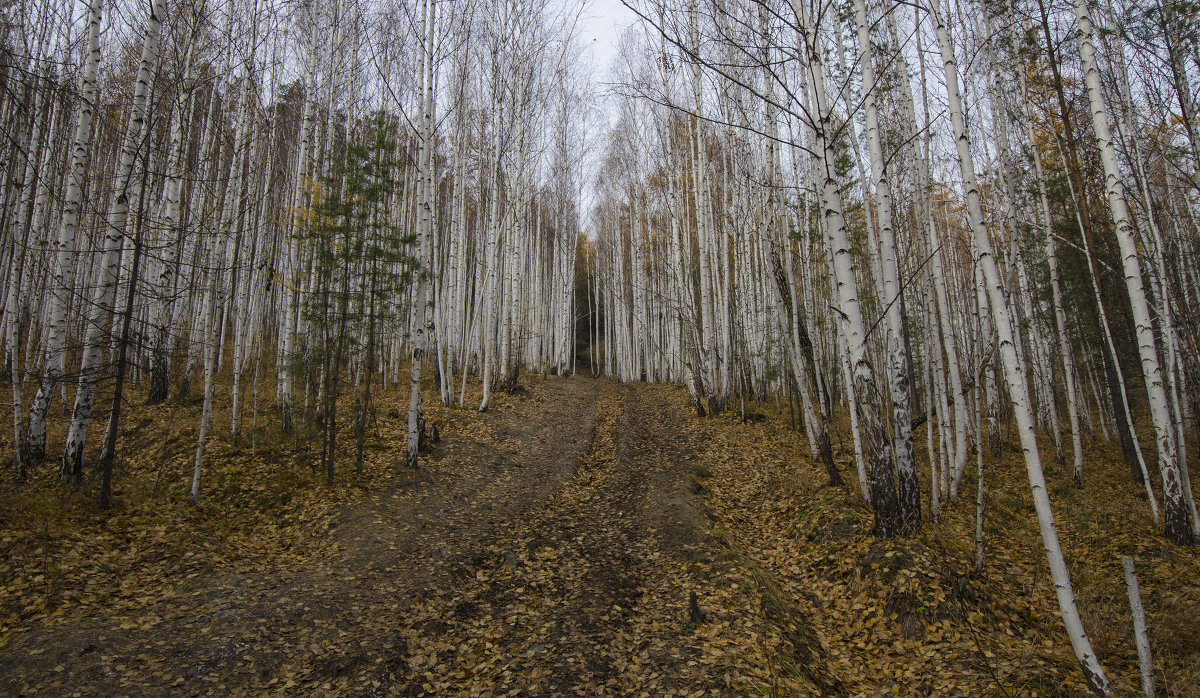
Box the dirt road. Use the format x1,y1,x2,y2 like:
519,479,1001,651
0,377,830,696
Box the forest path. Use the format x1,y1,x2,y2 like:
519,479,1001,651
1,378,814,696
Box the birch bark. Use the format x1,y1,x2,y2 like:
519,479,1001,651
26,0,103,461
1073,0,1195,544
407,0,435,468
930,0,1114,688
792,0,903,536
62,0,165,480
854,0,919,529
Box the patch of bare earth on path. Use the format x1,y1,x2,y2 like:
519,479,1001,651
1,377,841,696
397,382,798,696
0,376,598,696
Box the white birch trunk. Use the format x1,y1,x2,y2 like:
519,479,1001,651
26,0,103,461
854,0,919,529
1073,0,1193,543
930,0,1113,689
407,0,435,467
62,0,165,479
792,0,901,535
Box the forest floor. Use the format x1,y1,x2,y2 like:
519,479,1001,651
1,373,1198,696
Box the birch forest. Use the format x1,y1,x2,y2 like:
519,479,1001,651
2,0,1199,693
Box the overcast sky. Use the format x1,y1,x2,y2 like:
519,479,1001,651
569,0,641,224
574,0,639,87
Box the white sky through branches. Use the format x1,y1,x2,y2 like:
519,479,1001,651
572,0,639,233
576,0,638,86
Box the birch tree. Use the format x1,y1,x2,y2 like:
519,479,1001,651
62,0,166,481
927,0,1113,688
1072,0,1196,545
25,0,103,463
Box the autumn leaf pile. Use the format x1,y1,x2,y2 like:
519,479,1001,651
2,374,1198,696
0,403,343,649
392,387,765,695
1,376,797,695
696,398,1200,695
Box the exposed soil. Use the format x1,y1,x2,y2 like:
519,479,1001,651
0,377,835,696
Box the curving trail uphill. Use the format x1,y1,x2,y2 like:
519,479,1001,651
0,378,836,696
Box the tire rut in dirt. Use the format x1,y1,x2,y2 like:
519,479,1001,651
0,379,766,696
398,383,726,695
0,377,605,697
